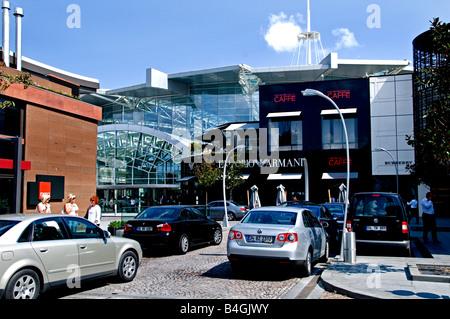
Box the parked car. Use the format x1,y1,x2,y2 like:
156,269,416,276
322,202,346,232
207,201,249,221
280,201,340,246
0,214,142,299
346,192,411,256
227,207,328,277
123,205,222,254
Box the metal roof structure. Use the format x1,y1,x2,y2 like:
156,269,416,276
83,53,412,105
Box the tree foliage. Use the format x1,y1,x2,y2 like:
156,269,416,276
407,18,450,185
0,68,34,109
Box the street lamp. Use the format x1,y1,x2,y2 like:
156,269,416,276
223,145,245,228
374,147,399,194
302,89,351,262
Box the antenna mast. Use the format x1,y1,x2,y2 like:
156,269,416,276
292,0,325,66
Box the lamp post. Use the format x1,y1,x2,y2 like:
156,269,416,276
375,147,399,194
223,145,245,228
302,89,351,262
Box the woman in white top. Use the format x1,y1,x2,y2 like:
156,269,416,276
87,195,101,226
36,194,51,214
63,194,79,216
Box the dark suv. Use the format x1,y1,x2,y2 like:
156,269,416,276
346,193,411,256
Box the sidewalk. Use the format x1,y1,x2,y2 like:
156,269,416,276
320,216,450,299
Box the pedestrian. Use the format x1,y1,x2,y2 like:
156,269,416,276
87,195,102,226
36,194,51,214
420,192,440,243
63,194,79,216
407,197,419,224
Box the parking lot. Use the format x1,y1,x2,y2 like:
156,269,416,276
48,221,332,299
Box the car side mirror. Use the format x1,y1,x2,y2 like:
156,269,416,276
103,230,111,239
321,221,329,228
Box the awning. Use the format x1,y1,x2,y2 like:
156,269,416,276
224,122,259,130
322,172,359,179
267,111,302,118
267,173,303,180
320,108,357,115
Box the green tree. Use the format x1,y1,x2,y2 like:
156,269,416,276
0,69,34,109
224,154,246,200
407,18,450,185
193,161,220,204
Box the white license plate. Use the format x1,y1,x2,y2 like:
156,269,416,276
137,226,153,231
366,226,387,231
247,235,274,243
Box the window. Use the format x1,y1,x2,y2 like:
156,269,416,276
321,112,358,149
31,218,68,241
268,118,303,151
65,218,103,239
303,210,321,228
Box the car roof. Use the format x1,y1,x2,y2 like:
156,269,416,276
249,206,310,213
0,214,48,222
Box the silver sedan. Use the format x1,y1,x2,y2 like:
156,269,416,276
227,207,328,277
0,214,142,299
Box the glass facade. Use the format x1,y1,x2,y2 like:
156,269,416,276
93,76,259,213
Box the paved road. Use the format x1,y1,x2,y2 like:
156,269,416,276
49,222,336,300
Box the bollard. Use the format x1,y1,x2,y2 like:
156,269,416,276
344,231,357,263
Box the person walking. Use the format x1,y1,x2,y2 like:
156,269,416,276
420,192,440,243
87,195,102,226
407,197,419,224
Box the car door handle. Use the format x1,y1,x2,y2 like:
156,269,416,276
40,248,48,253
79,245,87,250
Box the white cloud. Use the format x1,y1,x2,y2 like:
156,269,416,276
332,28,360,51
264,12,303,53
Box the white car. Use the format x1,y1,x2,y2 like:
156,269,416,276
227,207,328,277
0,214,142,299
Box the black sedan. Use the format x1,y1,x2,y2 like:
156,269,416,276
123,206,222,254
280,202,340,247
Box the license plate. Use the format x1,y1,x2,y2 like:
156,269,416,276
246,235,274,243
366,226,387,231
137,226,153,231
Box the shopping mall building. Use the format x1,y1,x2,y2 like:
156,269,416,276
82,53,419,213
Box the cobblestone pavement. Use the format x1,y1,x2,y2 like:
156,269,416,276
58,224,343,300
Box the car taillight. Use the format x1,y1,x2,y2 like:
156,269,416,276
346,220,352,232
402,221,408,234
228,230,243,240
240,207,246,211
277,233,298,243
124,223,132,232
156,223,171,232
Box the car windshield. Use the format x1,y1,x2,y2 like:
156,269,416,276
137,207,179,219
241,211,297,225
0,220,19,237
351,195,403,218
326,205,344,217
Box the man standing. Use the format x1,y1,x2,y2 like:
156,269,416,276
420,192,440,243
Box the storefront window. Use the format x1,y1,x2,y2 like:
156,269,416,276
322,117,358,149
268,119,303,151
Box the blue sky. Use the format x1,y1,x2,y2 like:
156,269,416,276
8,0,450,89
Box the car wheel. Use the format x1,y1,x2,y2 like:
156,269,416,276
118,251,138,282
212,228,222,245
177,234,189,254
319,241,329,263
5,269,40,299
227,213,236,221
301,250,312,277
